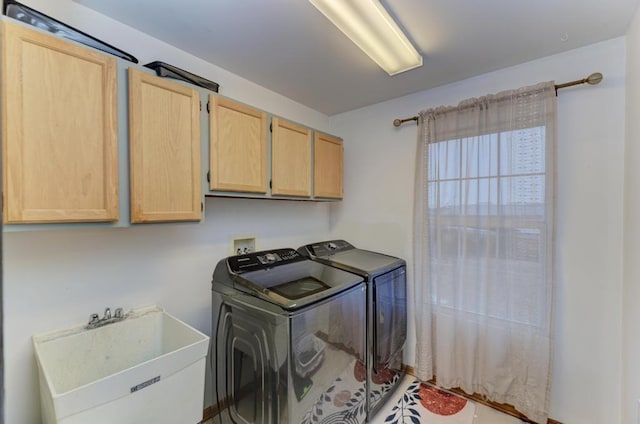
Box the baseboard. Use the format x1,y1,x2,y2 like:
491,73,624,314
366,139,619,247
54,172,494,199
202,406,212,422
203,395,229,422
404,365,562,424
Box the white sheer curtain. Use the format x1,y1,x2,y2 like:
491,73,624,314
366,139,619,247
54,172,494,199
412,81,556,423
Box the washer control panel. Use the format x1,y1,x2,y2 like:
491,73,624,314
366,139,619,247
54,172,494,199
227,248,305,274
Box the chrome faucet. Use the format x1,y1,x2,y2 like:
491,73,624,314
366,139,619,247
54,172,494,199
86,307,126,329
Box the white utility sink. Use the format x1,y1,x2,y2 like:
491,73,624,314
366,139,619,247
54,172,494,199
33,305,209,424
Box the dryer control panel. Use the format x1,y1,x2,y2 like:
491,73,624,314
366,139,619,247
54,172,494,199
301,240,354,257
227,248,305,274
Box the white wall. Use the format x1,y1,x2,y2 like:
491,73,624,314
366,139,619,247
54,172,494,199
329,38,626,424
624,4,640,424
3,2,631,423
3,2,334,423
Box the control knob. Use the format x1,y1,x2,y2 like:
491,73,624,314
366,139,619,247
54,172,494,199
264,253,277,263
327,242,337,250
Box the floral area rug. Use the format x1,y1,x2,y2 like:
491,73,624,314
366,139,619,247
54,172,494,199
375,379,476,424
297,358,474,424
299,360,400,424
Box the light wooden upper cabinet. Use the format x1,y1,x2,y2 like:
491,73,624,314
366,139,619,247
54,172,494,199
209,95,267,193
314,132,343,199
271,117,311,197
2,21,118,223
128,68,201,223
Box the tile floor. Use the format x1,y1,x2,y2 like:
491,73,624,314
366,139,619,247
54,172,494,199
470,403,526,424
204,375,525,424
368,403,524,423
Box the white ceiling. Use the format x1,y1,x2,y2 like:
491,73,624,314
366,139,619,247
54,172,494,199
75,0,639,116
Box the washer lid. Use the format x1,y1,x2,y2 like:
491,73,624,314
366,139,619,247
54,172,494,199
227,248,364,310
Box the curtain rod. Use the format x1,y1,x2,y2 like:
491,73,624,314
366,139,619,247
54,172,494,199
392,72,604,127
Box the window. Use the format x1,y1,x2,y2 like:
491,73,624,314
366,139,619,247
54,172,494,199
427,126,548,325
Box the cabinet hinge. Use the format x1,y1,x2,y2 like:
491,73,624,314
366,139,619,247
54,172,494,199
269,122,272,133
269,180,272,189
207,171,211,183
207,101,210,113
201,201,204,212
199,101,202,111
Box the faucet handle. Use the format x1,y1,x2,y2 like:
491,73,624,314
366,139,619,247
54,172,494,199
114,308,123,319
103,307,111,320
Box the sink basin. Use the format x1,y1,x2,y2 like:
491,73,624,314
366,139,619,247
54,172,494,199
33,305,209,424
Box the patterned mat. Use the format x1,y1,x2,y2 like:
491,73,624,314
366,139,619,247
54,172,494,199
299,360,399,424
374,379,476,424
297,359,474,424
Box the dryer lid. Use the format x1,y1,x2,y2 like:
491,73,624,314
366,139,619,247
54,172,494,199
299,240,404,277
326,249,403,275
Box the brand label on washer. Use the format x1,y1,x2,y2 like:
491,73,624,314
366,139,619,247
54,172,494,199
130,376,160,393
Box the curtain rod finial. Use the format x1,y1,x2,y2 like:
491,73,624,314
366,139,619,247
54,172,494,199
393,116,419,127
586,72,603,85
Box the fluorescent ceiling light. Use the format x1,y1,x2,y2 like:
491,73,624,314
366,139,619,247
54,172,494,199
310,0,422,76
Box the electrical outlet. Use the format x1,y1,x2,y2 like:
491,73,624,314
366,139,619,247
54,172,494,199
232,236,256,255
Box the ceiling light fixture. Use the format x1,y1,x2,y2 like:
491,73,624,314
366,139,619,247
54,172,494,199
309,0,422,76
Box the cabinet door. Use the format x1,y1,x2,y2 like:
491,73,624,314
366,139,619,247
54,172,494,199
209,95,267,193
128,68,201,223
313,132,343,199
2,21,118,223
271,117,311,197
